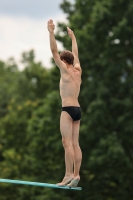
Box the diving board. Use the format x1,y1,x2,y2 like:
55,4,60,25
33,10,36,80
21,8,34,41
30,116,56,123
0,178,82,190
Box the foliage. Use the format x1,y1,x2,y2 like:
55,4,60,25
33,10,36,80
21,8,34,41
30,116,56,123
56,0,133,199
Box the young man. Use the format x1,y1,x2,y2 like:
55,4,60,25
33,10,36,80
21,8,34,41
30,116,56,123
47,19,82,187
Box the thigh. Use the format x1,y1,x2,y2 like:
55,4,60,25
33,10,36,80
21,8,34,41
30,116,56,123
72,120,80,145
60,111,73,140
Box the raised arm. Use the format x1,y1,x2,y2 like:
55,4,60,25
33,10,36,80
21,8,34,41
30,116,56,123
47,19,65,70
67,27,81,72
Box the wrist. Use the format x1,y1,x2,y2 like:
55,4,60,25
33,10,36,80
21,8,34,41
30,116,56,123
71,35,76,40
49,30,54,34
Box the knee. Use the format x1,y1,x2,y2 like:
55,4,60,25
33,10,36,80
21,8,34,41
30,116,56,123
72,142,79,149
62,138,72,148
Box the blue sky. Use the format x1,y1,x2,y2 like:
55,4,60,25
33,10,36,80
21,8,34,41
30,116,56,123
0,0,67,69
0,0,64,18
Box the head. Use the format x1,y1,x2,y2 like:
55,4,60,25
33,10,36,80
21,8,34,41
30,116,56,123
60,50,74,65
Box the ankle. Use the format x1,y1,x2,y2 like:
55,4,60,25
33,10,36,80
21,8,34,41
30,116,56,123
73,175,80,180
65,174,74,177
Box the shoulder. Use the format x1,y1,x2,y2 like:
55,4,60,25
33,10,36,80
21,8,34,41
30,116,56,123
52,51,67,72
74,63,82,74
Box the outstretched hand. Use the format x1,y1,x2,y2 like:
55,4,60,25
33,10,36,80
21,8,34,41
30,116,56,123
67,27,74,39
47,19,55,33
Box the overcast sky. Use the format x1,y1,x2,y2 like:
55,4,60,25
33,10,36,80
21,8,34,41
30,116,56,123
0,0,67,69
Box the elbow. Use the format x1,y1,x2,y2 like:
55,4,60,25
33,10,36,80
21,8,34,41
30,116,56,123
51,48,57,54
75,53,79,57
74,53,79,59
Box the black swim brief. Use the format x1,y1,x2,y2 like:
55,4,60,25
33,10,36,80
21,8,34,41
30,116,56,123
62,106,81,121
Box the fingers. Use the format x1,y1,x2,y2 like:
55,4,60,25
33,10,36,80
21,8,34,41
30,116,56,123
67,27,71,31
67,27,73,33
48,19,54,26
67,27,74,38
67,27,71,33
48,19,53,24
47,19,55,31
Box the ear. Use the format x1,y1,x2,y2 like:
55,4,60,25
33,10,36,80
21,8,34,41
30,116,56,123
62,59,66,64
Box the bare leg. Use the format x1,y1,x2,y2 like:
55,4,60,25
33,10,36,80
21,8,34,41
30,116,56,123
72,120,82,177
67,120,82,187
57,111,74,186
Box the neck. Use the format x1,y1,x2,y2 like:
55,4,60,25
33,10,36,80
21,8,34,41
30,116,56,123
63,60,73,68
64,62,73,69
67,64,72,68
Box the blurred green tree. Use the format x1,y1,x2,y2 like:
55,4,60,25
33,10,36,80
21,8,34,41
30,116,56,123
0,50,65,200
56,0,133,199
17,50,51,102
0,58,19,118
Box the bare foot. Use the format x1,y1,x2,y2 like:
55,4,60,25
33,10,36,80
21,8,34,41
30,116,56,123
57,175,74,186
67,176,80,187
